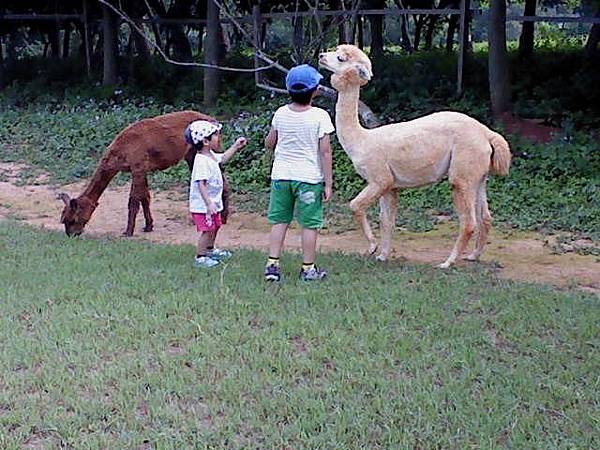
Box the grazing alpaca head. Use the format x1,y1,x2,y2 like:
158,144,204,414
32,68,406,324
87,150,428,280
59,193,97,236
319,45,373,90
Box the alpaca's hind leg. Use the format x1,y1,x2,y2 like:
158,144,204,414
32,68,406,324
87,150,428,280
465,179,492,261
438,183,477,268
140,175,154,232
350,183,390,256
377,189,397,261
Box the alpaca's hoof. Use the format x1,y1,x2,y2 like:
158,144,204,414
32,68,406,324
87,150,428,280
122,231,133,237
376,254,388,262
143,225,153,233
436,261,452,269
463,253,479,261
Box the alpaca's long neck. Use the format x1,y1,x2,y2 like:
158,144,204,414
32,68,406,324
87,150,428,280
335,86,368,159
81,156,119,203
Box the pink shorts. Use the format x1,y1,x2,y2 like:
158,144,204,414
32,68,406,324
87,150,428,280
191,212,222,232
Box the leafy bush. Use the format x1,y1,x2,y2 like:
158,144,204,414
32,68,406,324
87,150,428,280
1,46,599,237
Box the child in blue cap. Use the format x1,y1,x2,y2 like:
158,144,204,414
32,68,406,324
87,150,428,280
263,64,335,282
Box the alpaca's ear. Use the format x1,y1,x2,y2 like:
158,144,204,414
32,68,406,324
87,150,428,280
58,193,70,205
355,64,372,81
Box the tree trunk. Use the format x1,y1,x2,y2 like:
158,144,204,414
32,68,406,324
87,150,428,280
197,24,205,55
93,26,104,61
414,15,425,50
400,16,413,53
357,15,364,49
339,19,350,44
0,37,4,88
0,1,4,87
457,0,471,94
132,19,151,61
293,16,304,59
204,0,221,106
261,23,267,48
170,25,193,62
369,15,384,58
518,0,536,59
102,3,119,85
446,15,459,52
585,23,600,57
489,0,511,116
339,10,353,44
49,25,60,59
62,23,72,58
424,15,437,50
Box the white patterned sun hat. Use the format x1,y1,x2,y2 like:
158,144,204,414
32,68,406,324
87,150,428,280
184,120,222,145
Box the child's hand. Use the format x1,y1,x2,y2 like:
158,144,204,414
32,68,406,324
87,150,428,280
234,137,247,149
207,202,218,217
323,184,332,202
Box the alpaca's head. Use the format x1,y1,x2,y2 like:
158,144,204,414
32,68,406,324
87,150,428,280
319,45,373,90
59,193,97,236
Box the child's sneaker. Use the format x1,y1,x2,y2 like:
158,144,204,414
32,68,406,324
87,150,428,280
194,256,220,268
299,266,327,281
264,264,282,282
207,248,232,260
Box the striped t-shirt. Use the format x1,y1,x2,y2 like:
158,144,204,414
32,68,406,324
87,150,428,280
270,105,335,183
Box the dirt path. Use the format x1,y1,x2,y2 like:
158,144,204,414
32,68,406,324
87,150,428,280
1,163,598,293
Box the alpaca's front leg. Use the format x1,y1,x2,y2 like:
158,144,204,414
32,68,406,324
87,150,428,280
349,183,389,256
125,195,139,236
125,172,147,236
377,189,397,261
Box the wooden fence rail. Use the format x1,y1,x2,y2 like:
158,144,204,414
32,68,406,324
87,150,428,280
1,11,600,24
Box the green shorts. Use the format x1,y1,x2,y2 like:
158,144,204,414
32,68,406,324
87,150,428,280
268,180,324,229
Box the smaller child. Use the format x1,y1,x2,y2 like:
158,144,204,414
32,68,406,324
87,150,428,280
185,120,247,268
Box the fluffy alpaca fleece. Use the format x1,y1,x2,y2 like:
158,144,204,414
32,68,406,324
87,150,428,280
319,45,512,268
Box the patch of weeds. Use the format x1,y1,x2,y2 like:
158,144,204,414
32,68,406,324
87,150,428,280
549,234,600,256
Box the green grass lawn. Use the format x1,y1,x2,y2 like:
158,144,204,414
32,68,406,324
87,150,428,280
0,221,598,449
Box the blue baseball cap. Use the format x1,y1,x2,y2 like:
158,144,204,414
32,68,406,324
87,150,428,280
285,64,323,93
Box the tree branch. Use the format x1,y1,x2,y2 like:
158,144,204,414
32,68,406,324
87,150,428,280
213,0,380,128
96,0,274,73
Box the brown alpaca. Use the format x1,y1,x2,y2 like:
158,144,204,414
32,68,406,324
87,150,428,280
59,110,230,236
319,45,512,268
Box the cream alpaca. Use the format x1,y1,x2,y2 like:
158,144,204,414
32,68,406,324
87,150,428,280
319,45,512,268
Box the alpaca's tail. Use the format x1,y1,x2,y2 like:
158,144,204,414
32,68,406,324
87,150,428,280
487,130,511,176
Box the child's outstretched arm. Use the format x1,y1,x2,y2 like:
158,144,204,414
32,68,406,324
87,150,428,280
265,127,277,151
220,137,247,164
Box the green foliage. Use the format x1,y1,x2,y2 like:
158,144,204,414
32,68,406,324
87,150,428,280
1,93,599,237
0,221,598,448
1,46,599,237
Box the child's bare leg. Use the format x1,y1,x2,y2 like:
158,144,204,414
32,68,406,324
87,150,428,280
207,230,218,249
269,223,289,258
301,228,318,264
196,231,216,256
